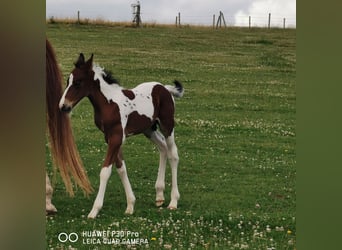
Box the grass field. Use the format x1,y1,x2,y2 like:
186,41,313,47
46,22,296,249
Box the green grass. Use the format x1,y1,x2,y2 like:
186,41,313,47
46,23,296,249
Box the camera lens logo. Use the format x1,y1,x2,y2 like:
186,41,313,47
58,232,79,243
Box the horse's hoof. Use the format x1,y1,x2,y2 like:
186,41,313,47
87,209,99,219
46,204,57,215
156,200,164,207
46,209,57,215
125,207,134,215
167,206,177,210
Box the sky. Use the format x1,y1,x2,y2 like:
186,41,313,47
46,0,296,28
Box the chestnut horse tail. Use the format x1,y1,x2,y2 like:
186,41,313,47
46,39,93,196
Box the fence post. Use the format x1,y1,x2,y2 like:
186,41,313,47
178,12,181,27
221,11,227,28
213,14,215,29
216,11,227,29
268,13,271,29
77,10,80,24
249,16,251,29
283,18,286,29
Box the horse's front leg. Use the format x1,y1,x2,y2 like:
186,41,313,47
87,137,118,219
87,134,135,218
87,165,112,219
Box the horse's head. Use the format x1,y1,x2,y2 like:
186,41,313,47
59,53,94,113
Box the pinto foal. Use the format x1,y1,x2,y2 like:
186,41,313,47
59,54,183,218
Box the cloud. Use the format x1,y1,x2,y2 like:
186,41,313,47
139,0,256,25
234,0,296,27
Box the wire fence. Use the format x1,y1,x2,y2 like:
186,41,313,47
47,9,296,29
141,12,296,29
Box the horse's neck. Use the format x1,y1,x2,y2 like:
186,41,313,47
88,81,122,112
88,91,104,114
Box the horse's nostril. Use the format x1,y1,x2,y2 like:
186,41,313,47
61,104,72,113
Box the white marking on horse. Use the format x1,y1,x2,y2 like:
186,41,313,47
88,165,112,218
59,74,73,109
93,65,158,129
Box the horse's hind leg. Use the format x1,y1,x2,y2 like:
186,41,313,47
46,172,57,214
145,130,168,207
165,131,180,209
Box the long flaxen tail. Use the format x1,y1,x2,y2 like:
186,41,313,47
165,80,184,98
46,39,93,196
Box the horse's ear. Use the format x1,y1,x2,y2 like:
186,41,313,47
85,54,94,68
75,53,85,68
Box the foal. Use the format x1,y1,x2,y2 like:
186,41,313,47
59,54,184,218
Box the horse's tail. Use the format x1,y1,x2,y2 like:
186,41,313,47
46,39,93,196
165,80,184,98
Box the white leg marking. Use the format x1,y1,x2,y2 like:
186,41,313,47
117,161,136,214
166,132,180,209
46,173,57,213
149,131,168,207
88,165,112,218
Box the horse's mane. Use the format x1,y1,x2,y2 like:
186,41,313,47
93,65,119,85
103,69,120,85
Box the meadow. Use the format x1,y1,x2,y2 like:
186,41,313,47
46,22,296,249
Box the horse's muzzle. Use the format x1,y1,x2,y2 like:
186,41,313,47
60,104,72,113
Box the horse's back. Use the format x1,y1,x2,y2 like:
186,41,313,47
131,81,162,93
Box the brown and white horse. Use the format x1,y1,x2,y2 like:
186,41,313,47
46,40,93,214
59,53,184,218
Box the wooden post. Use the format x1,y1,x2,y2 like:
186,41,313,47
216,13,220,28
176,16,178,27
213,14,215,29
77,11,80,24
178,12,181,27
221,11,227,28
268,13,271,29
283,18,286,29
249,16,251,29
215,11,227,29
216,11,222,28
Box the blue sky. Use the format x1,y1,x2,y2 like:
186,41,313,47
46,0,296,28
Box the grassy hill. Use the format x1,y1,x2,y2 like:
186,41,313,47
46,22,296,249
